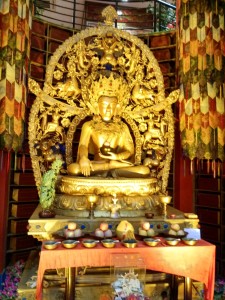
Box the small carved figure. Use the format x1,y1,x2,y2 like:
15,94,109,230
98,33,123,67
109,195,121,218
144,113,164,146
51,78,81,99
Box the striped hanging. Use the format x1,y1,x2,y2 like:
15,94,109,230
0,0,32,151
177,0,225,163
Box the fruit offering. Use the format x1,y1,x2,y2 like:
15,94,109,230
116,220,134,240
138,221,155,237
95,222,113,238
64,222,83,238
168,223,185,236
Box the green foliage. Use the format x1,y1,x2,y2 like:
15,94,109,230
147,0,176,31
39,159,63,209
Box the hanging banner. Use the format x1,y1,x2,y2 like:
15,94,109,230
178,0,225,162
0,0,32,151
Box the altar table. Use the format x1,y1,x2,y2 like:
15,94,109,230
36,239,215,300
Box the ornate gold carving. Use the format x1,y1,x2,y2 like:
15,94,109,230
102,6,118,26
59,176,159,197
28,6,179,215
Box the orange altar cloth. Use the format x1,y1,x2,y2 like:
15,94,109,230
36,239,215,300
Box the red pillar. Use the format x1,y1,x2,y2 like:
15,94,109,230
174,126,194,213
0,151,11,272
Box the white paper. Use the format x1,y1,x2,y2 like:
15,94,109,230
184,228,201,239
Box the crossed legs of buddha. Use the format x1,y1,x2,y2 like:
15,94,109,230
67,160,150,178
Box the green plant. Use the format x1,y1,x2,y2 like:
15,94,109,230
147,0,176,31
39,159,63,210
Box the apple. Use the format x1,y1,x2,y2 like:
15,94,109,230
139,228,147,236
177,229,185,236
74,228,82,237
142,221,150,231
95,228,104,238
147,228,155,237
168,229,177,236
104,229,113,237
68,222,77,230
99,222,109,231
64,229,75,238
171,223,180,231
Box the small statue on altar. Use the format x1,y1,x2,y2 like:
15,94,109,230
109,195,121,218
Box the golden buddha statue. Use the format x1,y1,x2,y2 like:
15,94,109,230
28,5,179,217
67,94,150,178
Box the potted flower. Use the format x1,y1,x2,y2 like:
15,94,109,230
39,159,63,218
0,260,25,299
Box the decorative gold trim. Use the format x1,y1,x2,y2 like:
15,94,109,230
59,176,159,197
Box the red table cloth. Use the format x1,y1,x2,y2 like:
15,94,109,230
36,238,215,300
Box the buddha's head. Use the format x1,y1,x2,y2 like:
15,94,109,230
98,96,118,122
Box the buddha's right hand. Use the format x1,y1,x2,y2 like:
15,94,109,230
79,157,92,176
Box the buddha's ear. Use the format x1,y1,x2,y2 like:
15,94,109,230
87,101,99,114
115,103,121,115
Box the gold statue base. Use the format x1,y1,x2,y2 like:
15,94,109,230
58,175,159,197
55,175,160,217
53,193,162,217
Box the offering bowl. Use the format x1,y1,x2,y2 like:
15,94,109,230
182,238,198,246
144,238,160,247
145,212,154,219
101,239,117,248
62,240,79,249
43,240,60,250
122,239,137,248
165,238,180,246
82,239,98,248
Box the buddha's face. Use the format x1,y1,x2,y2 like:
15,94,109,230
98,96,118,122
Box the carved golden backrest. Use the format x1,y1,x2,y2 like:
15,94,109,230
28,6,179,197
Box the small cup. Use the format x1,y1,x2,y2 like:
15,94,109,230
145,212,154,219
43,240,60,250
165,238,180,246
182,238,198,246
62,240,79,249
122,239,137,248
169,214,176,219
101,239,116,248
82,239,98,248
144,238,160,247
